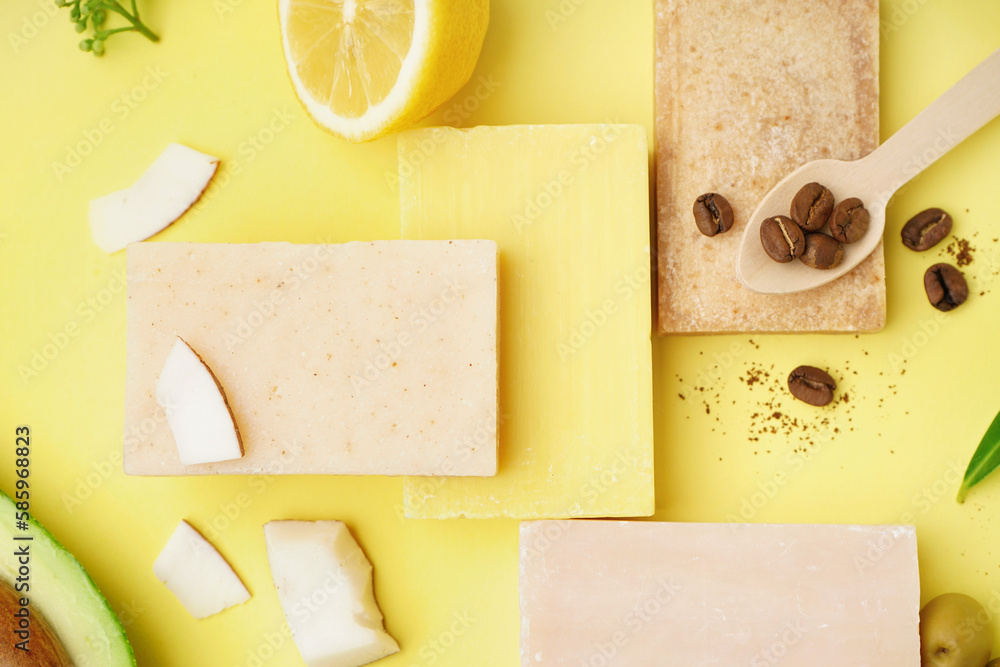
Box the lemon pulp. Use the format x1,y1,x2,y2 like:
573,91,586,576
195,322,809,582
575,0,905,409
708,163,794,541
286,0,415,119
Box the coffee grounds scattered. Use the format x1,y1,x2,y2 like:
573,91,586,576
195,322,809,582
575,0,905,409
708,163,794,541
676,357,859,449
946,237,975,267
940,233,1000,297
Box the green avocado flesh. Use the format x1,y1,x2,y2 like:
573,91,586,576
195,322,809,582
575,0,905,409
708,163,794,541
0,489,135,666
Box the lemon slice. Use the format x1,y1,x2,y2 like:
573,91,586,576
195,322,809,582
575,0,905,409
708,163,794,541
279,0,489,143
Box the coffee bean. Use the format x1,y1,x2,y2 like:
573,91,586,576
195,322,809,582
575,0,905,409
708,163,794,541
760,215,805,263
787,365,836,407
693,193,735,237
902,208,952,251
790,182,834,232
924,263,968,311
799,233,843,270
829,197,869,244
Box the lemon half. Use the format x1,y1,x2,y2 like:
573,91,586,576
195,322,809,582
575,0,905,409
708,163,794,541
279,0,489,143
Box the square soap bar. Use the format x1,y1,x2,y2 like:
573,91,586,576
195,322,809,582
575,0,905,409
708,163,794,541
520,521,920,666
124,241,497,476
399,125,654,519
656,0,886,333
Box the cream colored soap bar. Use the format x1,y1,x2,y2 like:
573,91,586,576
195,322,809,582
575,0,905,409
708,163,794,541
124,241,497,476
520,521,920,666
656,0,886,333
400,125,654,519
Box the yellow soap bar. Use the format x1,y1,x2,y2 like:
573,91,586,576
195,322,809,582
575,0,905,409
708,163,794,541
399,125,654,519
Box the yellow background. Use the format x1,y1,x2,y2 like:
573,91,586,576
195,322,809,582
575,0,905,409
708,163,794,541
2,0,1000,665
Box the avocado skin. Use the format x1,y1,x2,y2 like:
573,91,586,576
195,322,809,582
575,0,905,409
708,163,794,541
0,489,136,666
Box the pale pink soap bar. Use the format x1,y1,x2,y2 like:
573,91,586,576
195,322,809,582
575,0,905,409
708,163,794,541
520,521,920,666
124,241,497,476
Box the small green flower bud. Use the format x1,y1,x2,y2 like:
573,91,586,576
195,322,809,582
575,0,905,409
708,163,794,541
79,38,93,51
92,9,105,24
92,39,104,55
74,20,87,32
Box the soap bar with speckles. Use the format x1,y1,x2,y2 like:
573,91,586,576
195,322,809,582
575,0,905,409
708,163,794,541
656,0,886,333
124,240,497,476
520,521,920,666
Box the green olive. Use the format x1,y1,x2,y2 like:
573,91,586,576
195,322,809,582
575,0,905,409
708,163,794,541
920,593,993,667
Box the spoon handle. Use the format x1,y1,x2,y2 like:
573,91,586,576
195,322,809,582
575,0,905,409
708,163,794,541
863,46,1000,202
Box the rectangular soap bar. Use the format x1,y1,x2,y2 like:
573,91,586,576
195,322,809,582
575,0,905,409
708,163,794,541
656,0,886,333
124,241,497,476
399,125,654,519
520,521,920,666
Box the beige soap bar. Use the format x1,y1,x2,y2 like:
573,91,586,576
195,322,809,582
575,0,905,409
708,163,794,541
656,0,886,333
124,241,497,476
520,521,920,666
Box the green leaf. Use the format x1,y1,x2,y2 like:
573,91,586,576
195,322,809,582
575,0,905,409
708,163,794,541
957,407,1000,503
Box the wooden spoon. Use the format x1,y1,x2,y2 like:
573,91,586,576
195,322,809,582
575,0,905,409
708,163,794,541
736,46,1000,294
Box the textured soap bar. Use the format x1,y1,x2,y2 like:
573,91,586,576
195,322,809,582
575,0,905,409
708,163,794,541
656,0,886,333
399,125,654,519
520,521,920,666
124,241,497,476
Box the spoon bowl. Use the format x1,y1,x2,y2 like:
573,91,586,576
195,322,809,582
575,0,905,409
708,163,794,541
735,155,888,294
736,46,1000,294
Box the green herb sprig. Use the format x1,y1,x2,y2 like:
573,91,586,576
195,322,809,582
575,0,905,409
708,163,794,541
957,407,1000,503
56,0,159,56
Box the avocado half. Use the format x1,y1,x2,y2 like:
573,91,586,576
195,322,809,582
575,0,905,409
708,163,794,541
0,489,135,665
